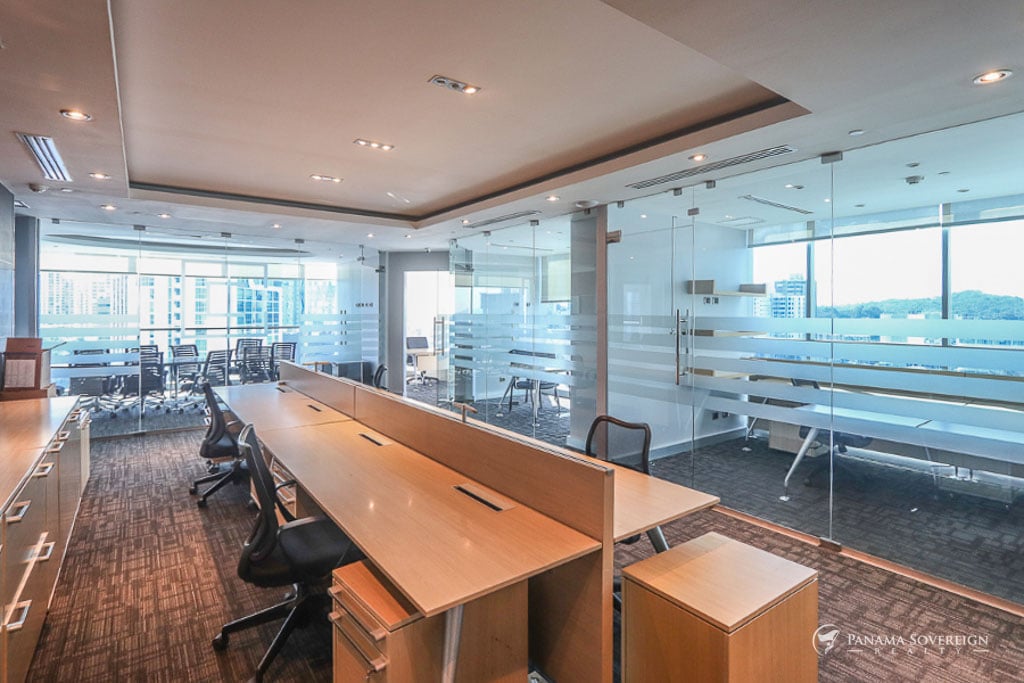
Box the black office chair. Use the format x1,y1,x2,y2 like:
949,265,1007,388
585,414,666,610
213,424,363,681
200,349,233,387
190,382,245,508
372,363,387,390
270,342,297,379
505,349,561,413
240,346,274,384
791,379,871,489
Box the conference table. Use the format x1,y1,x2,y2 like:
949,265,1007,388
215,380,719,681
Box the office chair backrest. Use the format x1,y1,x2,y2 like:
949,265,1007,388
406,336,429,350
372,364,387,389
585,414,652,475
200,382,233,457
237,424,281,571
271,342,296,362
235,338,263,357
203,349,232,386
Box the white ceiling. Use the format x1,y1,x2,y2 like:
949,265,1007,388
2,0,1023,257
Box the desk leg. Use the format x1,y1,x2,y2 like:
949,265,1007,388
780,427,818,501
531,380,541,423
442,604,464,683
647,526,670,553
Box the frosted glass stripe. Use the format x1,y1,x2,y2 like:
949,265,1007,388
694,316,1024,342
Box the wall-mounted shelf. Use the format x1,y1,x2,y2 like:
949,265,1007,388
685,280,767,298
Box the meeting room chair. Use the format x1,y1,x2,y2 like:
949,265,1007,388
199,349,232,387
505,349,561,414
190,382,245,508
585,414,666,610
169,344,203,412
212,424,363,681
791,378,872,490
372,363,387,390
239,345,274,384
232,338,262,382
270,341,296,379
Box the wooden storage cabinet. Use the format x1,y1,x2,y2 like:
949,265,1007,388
0,398,89,683
330,561,527,683
622,532,818,683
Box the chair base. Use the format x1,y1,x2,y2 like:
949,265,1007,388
191,459,247,507
214,583,328,682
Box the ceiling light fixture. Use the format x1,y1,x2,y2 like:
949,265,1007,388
429,74,481,95
461,219,471,225
354,138,395,151
158,213,171,219
848,129,865,137
546,195,559,202
60,109,92,121
366,233,374,238
310,173,342,183
405,234,412,239
689,153,708,162
100,204,117,211
784,183,804,190
89,172,111,180
973,69,1013,85
428,74,483,94
272,223,281,229
59,187,74,193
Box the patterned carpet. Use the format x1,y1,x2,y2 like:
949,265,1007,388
28,431,1024,682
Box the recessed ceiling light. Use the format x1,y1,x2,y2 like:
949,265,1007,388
461,219,470,225
848,129,865,137
824,198,831,203
310,173,342,183
354,138,395,151
367,233,374,238
429,74,481,95
973,69,1012,85
60,109,92,121
405,234,412,239
59,187,74,193
546,195,560,202
689,153,708,162
784,183,804,190
158,212,171,219
100,204,117,211
272,223,281,229
640,213,648,219
89,172,111,180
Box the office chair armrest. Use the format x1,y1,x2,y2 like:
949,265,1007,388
274,480,298,522
274,479,297,491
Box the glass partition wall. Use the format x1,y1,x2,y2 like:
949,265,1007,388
40,227,379,437
607,111,1024,605
446,215,597,447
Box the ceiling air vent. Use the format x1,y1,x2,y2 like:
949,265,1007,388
627,145,796,190
463,210,540,229
738,194,813,215
16,133,72,182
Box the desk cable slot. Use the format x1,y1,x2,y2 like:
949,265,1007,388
275,386,287,393
454,484,513,512
359,433,384,446
306,404,322,412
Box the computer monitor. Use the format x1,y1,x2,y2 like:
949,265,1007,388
406,336,429,350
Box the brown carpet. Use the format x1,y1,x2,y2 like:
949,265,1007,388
28,430,331,683
29,431,1024,682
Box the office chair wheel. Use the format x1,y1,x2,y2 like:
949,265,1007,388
197,498,208,508
247,500,259,511
188,485,198,495
212,632,228,650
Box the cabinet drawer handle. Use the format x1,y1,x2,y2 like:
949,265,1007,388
330,611,387,673
329,585,387,641
33,462,55,478
5,601,31,632
7,501,30,523
37,541,56,562
57,431,70,441
46,440,65,454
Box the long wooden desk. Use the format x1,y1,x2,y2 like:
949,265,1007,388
214,383,349,431
258,421,599,617
220,366,720,682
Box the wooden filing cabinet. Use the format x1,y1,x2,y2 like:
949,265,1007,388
622,532,818,683
330,561,527,683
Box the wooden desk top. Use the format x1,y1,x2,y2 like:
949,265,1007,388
214,383,349,431
623,532,817,633
0,395,79,453
605,463,718,542
258,420,600,617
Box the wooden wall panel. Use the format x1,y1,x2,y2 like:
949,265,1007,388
279,361,355,415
